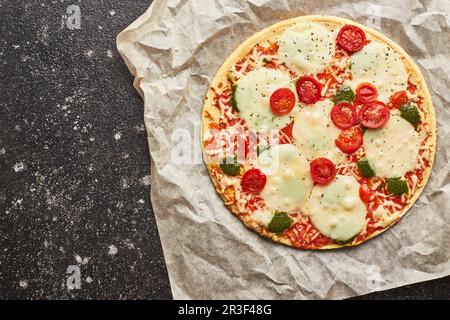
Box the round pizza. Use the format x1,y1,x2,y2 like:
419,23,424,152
201,15,436,249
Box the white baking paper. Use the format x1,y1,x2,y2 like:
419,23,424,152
117,0,450,299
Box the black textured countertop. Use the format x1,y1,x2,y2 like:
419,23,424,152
0,0,448,299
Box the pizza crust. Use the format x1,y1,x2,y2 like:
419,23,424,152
201,15,436,250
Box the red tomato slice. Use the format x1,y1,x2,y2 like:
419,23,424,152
310,158,337,185
335,126,363,154
359,101,390,129
389,91,409,109
279,121,294,144
296,76,321,105
330,102,358,129
356,83,378,104
337,25,366,53
270,88,296,116
241,168,266,194
359,183,372,203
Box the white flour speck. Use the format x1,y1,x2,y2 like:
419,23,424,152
137,199,145,204
19,280,28,288
108,245,118,256
86,50,94,57
107,50,113,58
85,277,93,284
109,10,116,16
114,132,122,140
0,148,5,155
75,255,90,265
14,162,25,172
140,175,151,186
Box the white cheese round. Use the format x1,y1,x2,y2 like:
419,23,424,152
364,113,421,178
235,68,297,131
305,175,367,241
292,100,345,163
347,41,408,102
278,21,336,75
256,144,313,213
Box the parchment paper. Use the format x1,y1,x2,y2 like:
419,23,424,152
117,0,450,299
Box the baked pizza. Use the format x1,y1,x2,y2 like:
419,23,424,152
201,15,436,249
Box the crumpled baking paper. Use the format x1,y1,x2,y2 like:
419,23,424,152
117,0,450,299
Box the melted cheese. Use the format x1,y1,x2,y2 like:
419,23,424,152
278,21,336,75
364,114,420,178
256,144,313,213
292,100,345,163
235,68,296,131
251,210,274,227
347,41,408,102
305,175,367,241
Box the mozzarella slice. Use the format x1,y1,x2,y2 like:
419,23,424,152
292,100,345,163
256,144,313,213
305,175,367,241
347,41,408,102
278,21,336,75
235,68,296,131
364,113,420,178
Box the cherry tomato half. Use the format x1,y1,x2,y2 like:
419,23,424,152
337,25,367,53
330,102,358,129
359,183,372,203
241,168,266,194
270,88,296,116
356,82,378,104
359,101,390,129
296,76,321,105
310,158,337,185
389,90,409,109
335,126,363,154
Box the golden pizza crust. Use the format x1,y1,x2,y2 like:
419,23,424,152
201,15,436,250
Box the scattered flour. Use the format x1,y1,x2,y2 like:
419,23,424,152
74,255,90,265
14,162,25,172
108,245,118,256
140,175,151,186
19,280,28,288
114,132,122,140
106,50,113,58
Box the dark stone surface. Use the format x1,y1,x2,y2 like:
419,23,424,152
0,0,448,300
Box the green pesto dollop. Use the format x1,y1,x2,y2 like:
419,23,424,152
400,103,421,129
332,85,355,105
268,211,293,233
387,178,408,195
219,155,240,176
357,158,375,178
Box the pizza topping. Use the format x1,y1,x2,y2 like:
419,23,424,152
270,88,296,116
332,85,355,105
235,68,296,130
335,126,363,154
310,157,337,185
230,83,239,112
364,114,421,178
356,82,377,103
330,102,358,129
268,211,293,233
337,25,366,53
358,101,390,129
359,183,372,203
256,144,314,212
386,178,408,195
293,100,345,163
305,175,367,241
400,103,421,129
389,90,408,109
349,41,408,102
278,21,336,75
296,76,322,105
219,155,240,176
241,168,267,194
357,158,375,178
